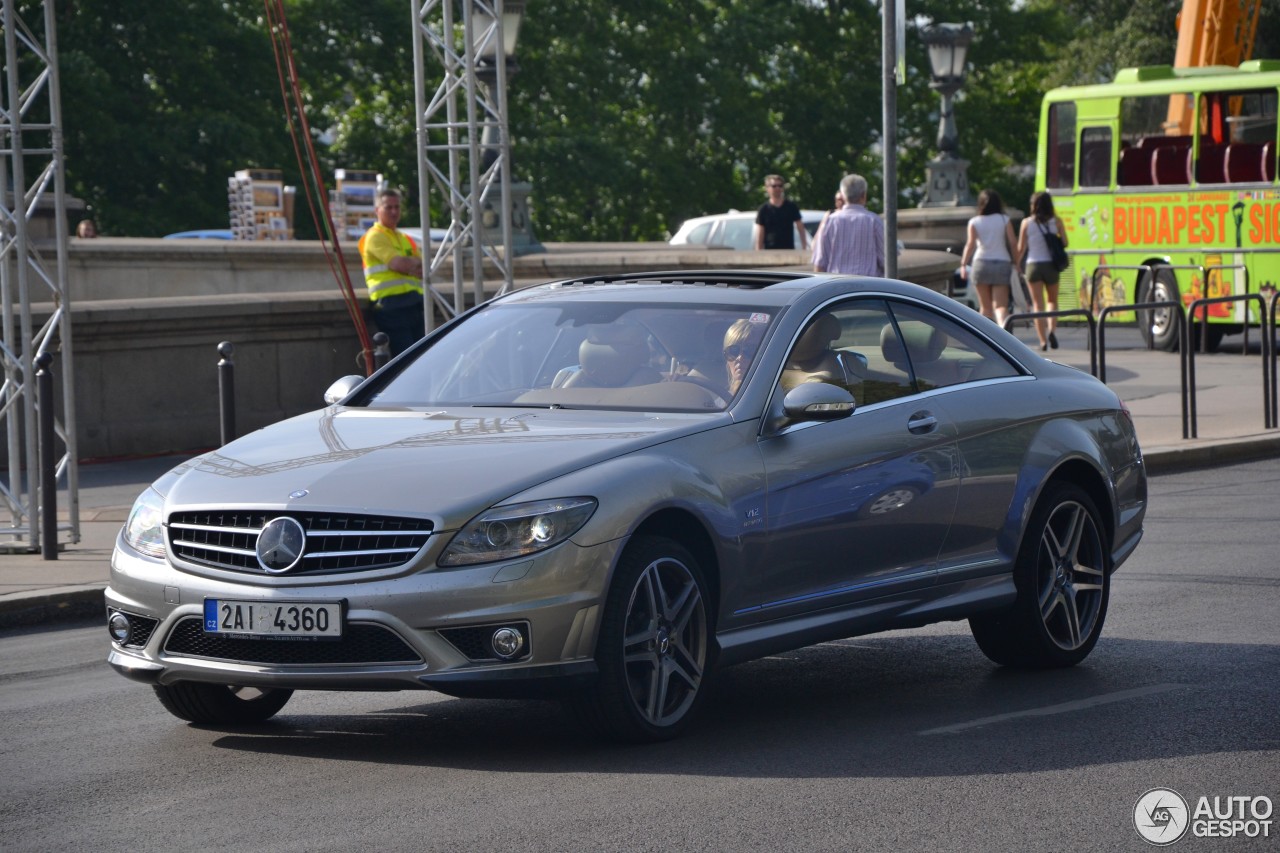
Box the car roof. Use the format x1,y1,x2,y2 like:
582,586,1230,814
496,269,948,312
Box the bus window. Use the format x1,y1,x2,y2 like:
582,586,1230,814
1123,94,1195,146
1119,94,1195,186
1079,126,1112,188
1196,89,1277,184
1046,102,1076,189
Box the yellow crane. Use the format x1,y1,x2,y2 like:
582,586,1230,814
1167,0,1264,132
1174,0,1262,68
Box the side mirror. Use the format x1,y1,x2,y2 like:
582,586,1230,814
324,374,364,405
782,382,856,423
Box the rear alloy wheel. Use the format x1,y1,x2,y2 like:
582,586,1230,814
970,483,1110,668
576,535,711,742
153,682,293,725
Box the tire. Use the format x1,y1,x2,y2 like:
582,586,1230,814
1138,269,1181,352
970,483,1110,669
574,535,712,742
153,682,293,725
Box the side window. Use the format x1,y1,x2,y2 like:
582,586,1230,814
885,302,1022,392
1079,126,1113,188
1046,102,1076,190
1196,89,1277,184
778,300,914,408
685,222,712,244
1118,94,1194,187
719,218,755,250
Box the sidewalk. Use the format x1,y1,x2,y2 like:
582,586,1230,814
3,326,1278,629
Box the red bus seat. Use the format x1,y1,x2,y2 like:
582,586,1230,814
1264,141,1277,183
1224,143,1264,183
1152,145,1191,185
1137,134,1192,151
1194,144,1228,184
1118,147,1153,186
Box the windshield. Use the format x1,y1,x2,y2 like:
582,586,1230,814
366,301,777,412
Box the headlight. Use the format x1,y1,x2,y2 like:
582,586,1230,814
438,497,596,567
122,487,166,558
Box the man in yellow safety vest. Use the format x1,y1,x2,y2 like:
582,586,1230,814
359,188,425,356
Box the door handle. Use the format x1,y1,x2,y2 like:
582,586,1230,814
907,411,938,434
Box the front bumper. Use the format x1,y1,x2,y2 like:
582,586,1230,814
105,530,621,696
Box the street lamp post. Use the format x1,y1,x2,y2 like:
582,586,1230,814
919,22,975,207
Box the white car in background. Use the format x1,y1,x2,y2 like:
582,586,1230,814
669,209,825,251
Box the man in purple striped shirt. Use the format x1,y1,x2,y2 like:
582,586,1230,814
812,174,885,276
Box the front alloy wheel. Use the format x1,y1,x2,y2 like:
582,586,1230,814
576,535,711,742
970,483,1110,668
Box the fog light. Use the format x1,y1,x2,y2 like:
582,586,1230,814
108,611,131,643
491,626,524,659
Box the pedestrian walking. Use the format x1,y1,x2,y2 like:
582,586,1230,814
753,175,809,251
1016,190,1069,350
358,188,425,356
812,174,885,276
960,188,1021,328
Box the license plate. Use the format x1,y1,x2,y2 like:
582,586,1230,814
203,599,343,639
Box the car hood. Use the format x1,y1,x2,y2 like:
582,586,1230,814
161,406,724,528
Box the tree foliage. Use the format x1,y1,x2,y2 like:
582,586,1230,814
38,0,1280,239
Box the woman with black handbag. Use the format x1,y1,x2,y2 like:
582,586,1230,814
1017,190,1070,351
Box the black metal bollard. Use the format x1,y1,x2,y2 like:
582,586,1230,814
372,332,391,371
217,341,236,445
36,352,57,560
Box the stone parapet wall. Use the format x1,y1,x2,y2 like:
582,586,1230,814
50,291,364,459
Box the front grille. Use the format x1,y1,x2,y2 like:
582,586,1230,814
111,610,159,648
167,510,432,575
162,616,422,665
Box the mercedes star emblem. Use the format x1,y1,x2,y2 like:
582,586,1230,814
256,516,307,573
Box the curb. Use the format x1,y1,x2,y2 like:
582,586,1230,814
0,584,106,630
1141,432,1280,475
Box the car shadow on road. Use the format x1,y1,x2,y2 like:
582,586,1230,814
203,632,1280,778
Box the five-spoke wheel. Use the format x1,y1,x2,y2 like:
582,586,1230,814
576,535,711,742
971,482,1110,668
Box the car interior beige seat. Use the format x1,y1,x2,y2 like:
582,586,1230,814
780,314,845,393
561,323,663,388
880,320,951,390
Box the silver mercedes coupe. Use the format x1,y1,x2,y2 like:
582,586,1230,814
106,270,1146,742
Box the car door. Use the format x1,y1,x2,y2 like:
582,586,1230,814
748,299,962,618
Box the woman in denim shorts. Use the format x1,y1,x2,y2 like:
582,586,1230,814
960,189,1021,328
1017,191,1070,351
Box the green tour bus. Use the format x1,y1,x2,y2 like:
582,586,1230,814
1036,59,1279,351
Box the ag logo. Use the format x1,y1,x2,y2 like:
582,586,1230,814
1134,788,1190,845
256,516,306,574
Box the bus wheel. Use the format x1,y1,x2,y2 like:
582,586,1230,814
1138,269,1180,352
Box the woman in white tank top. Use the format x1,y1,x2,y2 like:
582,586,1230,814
960,189,1021,328
1016,191,1070,351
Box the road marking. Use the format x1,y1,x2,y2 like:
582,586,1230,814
918,683,1186,735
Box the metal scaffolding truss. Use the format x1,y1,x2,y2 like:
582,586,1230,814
0,0,78,550
411,0,515,331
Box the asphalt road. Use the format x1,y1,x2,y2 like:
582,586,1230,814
3,459,1278,852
